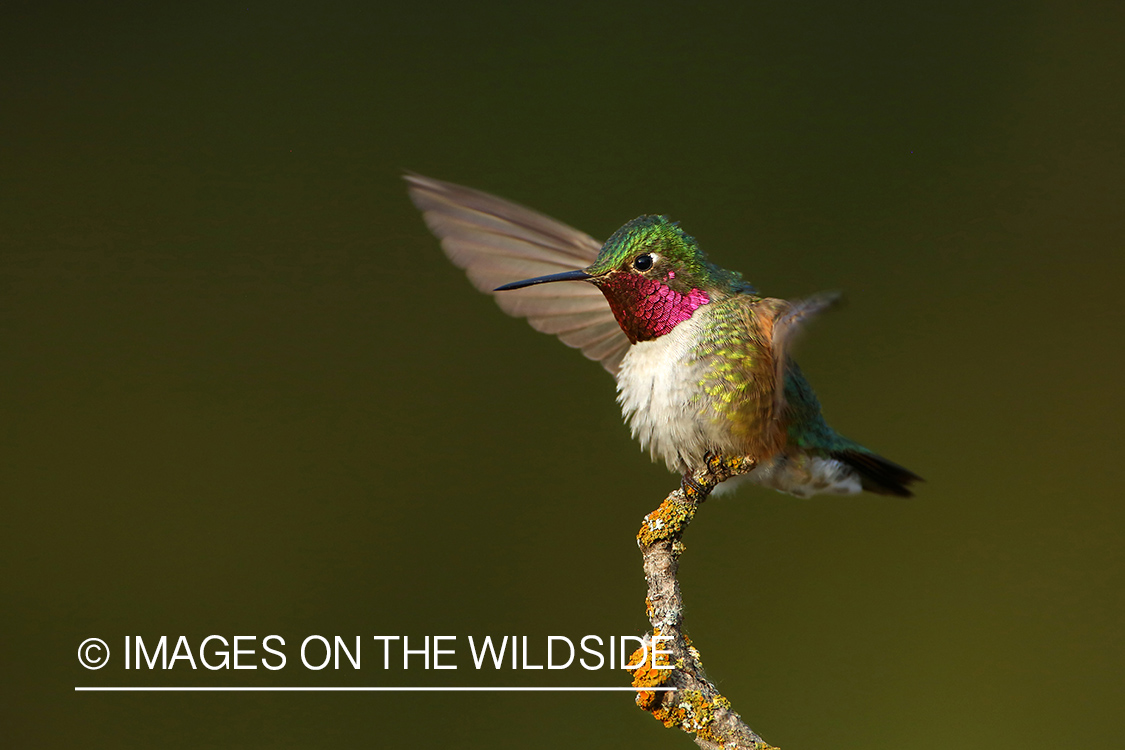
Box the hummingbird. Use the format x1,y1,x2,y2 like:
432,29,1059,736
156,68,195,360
406,174,920,497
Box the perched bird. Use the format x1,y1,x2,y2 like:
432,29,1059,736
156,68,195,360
406,174,920,497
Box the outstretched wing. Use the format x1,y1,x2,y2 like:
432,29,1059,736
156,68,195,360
405,174,630,374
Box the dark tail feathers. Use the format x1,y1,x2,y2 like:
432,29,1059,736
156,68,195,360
833,449,922,497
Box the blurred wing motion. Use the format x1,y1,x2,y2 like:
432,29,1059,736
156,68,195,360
763,292,921,496
405,174,630,374
770,291,842,423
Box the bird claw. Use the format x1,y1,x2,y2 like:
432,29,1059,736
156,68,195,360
681,473,709,499
682,453,758,498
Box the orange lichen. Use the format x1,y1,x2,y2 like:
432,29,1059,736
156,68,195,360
629,631,779,749
651,689,715,733
633,462,775,749
637,457,757,547
628,630,675,709
637,495,697,547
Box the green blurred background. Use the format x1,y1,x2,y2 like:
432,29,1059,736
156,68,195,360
2,1,1122,748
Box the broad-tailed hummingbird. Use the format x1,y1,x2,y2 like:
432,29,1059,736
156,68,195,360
407,175,920,497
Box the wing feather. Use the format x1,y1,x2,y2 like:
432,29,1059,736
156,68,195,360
771,292,842,423
405,174,630,374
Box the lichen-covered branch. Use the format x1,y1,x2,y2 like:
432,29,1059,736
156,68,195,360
628,456,779,750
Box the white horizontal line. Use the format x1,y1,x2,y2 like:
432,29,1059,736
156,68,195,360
75,686,674,692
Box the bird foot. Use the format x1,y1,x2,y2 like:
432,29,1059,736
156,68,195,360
683,453,758,498
680,473,710,500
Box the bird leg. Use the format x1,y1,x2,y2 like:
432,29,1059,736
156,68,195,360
680,473,710,500
681,453,759,500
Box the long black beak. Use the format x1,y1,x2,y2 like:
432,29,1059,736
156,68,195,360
494,269,592,291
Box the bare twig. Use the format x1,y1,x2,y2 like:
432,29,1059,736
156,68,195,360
628,456,779,750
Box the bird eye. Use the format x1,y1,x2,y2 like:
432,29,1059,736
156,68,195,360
633,253,654,271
